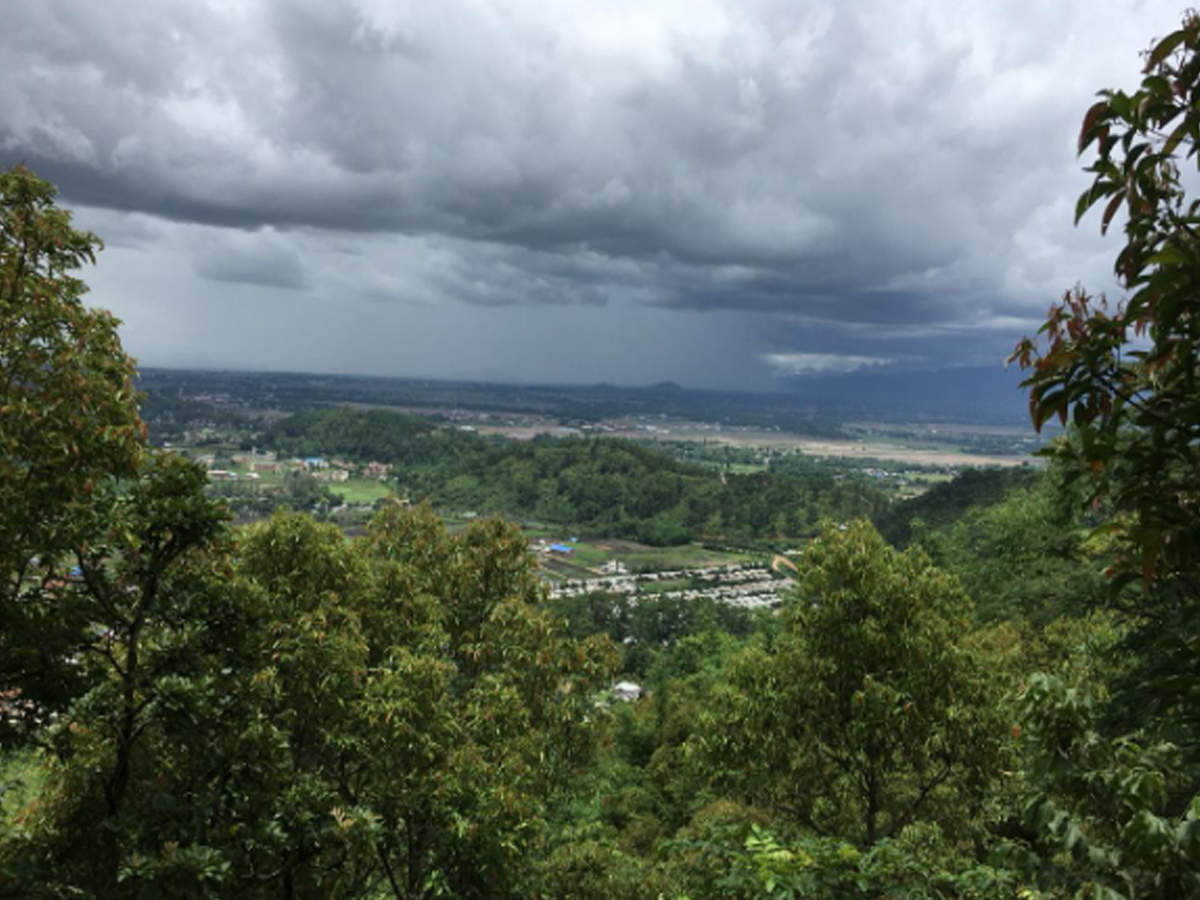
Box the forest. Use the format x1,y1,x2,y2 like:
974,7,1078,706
4,16,1200,899
265,406,887,545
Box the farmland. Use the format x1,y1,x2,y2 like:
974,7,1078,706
533,536,760,579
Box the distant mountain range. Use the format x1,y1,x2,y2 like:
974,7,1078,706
138,363,1035,432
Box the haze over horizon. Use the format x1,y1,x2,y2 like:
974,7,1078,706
1,1,1175,390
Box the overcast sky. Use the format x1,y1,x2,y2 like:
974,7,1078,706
1,0,1180,389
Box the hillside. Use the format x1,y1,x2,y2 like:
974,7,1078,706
264,406,888,545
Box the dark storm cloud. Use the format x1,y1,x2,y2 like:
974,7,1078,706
192,228,311,290
0,0,1180,384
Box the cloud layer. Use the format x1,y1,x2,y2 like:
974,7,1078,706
0,0,1178,387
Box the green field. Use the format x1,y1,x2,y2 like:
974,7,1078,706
333,478,393,505
638,577,693,594
249,468,287,488
607,541,758,572
540,556,600,581
533,536,759,578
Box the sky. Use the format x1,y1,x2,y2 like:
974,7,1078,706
0,0,1182,390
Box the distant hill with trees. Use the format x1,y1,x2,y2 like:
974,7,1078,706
265,406,887,545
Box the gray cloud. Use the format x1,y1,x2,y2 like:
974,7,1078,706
0,0,1179,387
192,228,310,290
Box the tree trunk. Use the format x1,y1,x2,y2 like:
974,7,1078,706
99,621,139,900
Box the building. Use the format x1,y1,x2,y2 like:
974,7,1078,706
612,681,642,702
362,461,391,480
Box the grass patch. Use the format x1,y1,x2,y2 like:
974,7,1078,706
250,468,288,488
531,536,760,576
617,543,758,572
638,577,693,594
333,478,393,506
540,556,598,581
558,542,608,568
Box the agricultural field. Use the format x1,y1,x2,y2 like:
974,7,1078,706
332,478,393,506
533,536,761,581
470,418,1037,468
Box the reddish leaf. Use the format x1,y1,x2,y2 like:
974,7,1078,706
1144,28,1187,73
1078,100,1110,154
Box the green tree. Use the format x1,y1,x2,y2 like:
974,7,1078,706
229,510,373,897
0,165,145,737
664,820,1015,899
915,469,1108,626
1005,15,1200,896
1010,8,1200,751
1010,14,1200,595
352,504,619,898
0,454,235,898
0,169,619,899
703,520,1011,850
999,672,1200,899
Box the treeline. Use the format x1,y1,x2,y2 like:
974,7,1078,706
878,467,1106,625
137,388,254,445
266,406,447,463
265,407,887,544
874,466,1041,546
135,367,853,436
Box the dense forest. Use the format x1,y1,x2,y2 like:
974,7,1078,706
6,16,1200,899
266,406,886,544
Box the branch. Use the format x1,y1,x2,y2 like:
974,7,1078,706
377,843,404,900
81,638,127,680
883,762,953,839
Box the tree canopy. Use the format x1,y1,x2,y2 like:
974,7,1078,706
703,520,1010,849
0,165,146,740
1011,14,1200,594
1003,16,1200,896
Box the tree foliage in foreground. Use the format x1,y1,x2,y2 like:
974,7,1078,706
0,166,146,741
1011,14,1200,595
998,672,1200,899
2,503,617,898
701,521,1013,850
0,165,621,900
1003,14,1200,897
